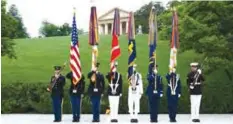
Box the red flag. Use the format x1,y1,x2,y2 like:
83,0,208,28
110,8,121,72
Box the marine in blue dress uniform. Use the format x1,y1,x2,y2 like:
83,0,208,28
87,62,105,122
146,64,163,123
47,66,66,122
187,62,205,123
166,68,181,122
66,72,85,122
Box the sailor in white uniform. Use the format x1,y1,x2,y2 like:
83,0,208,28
128,64,143,123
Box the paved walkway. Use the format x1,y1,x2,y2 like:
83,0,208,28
1,114,233,124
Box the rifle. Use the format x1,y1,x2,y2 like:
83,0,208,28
47,61,67,92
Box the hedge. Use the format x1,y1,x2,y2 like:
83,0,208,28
1,70,233,114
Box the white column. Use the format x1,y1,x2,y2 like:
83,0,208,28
111,23,113,34
98,25,102,34
105,23,108,35
120,22,122,35
126,21,128,34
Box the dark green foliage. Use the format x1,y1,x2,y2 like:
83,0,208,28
1,0,17,58
2,70,233,114
39,21,83,37
134,1,165,34
8,4,29,38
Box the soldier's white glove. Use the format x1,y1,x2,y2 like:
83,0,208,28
178,94,181,98
197,69,202,74
120,94,122,97
160,94,163,97
101,94,104,97
81,94,84,98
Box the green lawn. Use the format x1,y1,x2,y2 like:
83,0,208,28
1,34,198,84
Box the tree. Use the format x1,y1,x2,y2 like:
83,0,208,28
8,4,29,38
134,1,165,33
179,1,233,77
39,21,83,37
1,0,17,58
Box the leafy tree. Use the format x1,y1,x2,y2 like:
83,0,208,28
39,21,83,37
8,4,29,38
1,0,17,58
134,1,165,33
179,1,233,77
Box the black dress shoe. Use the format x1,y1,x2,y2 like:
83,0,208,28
196,119,200,122
192,119,196,122
170,119,177,122
150,120,158,123
92,120,100,122
53,120,61,122
72,119,79,122
111,119,118,122
131,119,138,123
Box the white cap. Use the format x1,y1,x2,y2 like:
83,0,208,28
190,62,198,67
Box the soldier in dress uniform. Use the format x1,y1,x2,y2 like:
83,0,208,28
187,62,205,123
146,64,163,123
165,67,181,122
87,62,105,122
47,66,66,122
105,61,123,123
66,72,85,122
128,64,143,123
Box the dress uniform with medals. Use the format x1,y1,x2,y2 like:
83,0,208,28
87,62,105,122
187,62,205,123
105,62,123,123
128,64,143,123
146,64,163,123
66,72,85,122
166,68,181,122
47,66,66,122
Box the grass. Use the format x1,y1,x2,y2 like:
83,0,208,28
1,34,199,84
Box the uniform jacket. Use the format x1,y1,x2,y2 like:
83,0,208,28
187,71,205,95
87,71,105,96
66,72,85,96
128,72,143,95
50,75,66,97
146,73,163,97
106,72,123,96
166,73,181,97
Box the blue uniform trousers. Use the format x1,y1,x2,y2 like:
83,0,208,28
148,95,160,121
52,95,63,121
167,95,178,120
70,95,81,120
91,96,101,121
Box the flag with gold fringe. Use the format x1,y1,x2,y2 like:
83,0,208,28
89,6,99,70
148,6,158,74
127,12,136,81
169,8,179,72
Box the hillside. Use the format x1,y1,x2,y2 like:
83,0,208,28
1,34,198,84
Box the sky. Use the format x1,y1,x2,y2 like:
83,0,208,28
6,0,169,37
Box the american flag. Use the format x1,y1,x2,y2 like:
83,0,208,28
169,8,179,72
70,10,82,85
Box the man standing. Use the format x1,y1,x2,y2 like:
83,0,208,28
47,66,66,122
66,72,85,122
106,61,123,123
166,68,181,122
87,62,105,122
187,62,205,123
146,64,163,122
128,64,143,123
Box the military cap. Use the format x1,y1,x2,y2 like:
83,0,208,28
190,62,199,67
54,66,62,70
